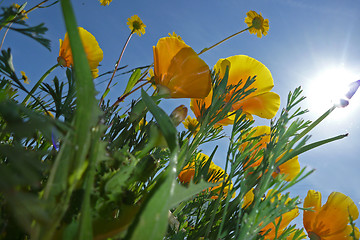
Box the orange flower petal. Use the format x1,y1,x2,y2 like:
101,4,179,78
262,205,299,239
312,192,359,236
323,225,360,240
153,37,211,98
303,190,322,234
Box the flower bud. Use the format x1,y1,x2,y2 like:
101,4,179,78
170,105,188,126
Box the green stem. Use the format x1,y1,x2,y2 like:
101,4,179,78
292,105,336,144
22,63,59,105
198,26,252,55
99,32,133,106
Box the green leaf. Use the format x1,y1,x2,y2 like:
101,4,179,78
127,151,179,240
124,68,141,95
141,89,178,152
169,180,216,208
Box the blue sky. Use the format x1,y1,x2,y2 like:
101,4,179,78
4,0,360,234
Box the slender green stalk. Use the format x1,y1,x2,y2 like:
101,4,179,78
99,32,133,106
292,105,336,144
198,26,252,55
22,63,59,105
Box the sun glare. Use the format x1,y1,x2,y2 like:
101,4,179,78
306,66,360,121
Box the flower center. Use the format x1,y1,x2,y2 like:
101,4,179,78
252,17,262,29
132,21,142,30
308,231,321,240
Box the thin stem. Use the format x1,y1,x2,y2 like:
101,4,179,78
25,0,50,14
99,32,133,106
22,63,59,105
198,26,252,55
0,22,12,50
110,80,150,109
292,105,336,144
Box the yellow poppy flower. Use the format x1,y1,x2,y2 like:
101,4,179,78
191,55,280,125
99,0,112,6
153,36,211,98
127,15,146,36
57,27,103,78
245,10,269,38
239,126,300,182
20,71,29,84
178,153,235,199
303,190,360,240
183,116,200,136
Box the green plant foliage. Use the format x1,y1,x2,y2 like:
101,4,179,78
0,1,357,240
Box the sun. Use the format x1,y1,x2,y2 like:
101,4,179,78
305,66,360,121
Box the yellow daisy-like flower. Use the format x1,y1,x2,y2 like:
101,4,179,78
245,10,269,38
239,126,300,182
57,27,103,78
178,153,235,199
153,36,211,98
99,0,112,6
303,190,360,240
20,71,29,84
127,15,146,36
191,55,280,125
183,116,200,136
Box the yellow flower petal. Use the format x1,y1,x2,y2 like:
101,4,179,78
153,37,211,98
273,155,300,181
178,153,235,199
191,55,279,125
303,190,322,234
261,193,299,239
58,27,103,78
244,10,269,38
127,15,146,36
233,92,280,119
99,0,112,6
242,188,255,208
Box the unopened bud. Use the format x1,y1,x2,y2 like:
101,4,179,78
170,105,188,126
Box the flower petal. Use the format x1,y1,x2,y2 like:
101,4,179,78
303,190,322,234
323,225,360,240
233,92,280,119
272,155,300,182
214,55,274,98
153,37,211,98
313,192,359,236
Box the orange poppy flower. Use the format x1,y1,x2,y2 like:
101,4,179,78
239,126,300,181
153,36,211,98
178,153,235,199
57,27,103,78
303,190,360,240
190,55,280,125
